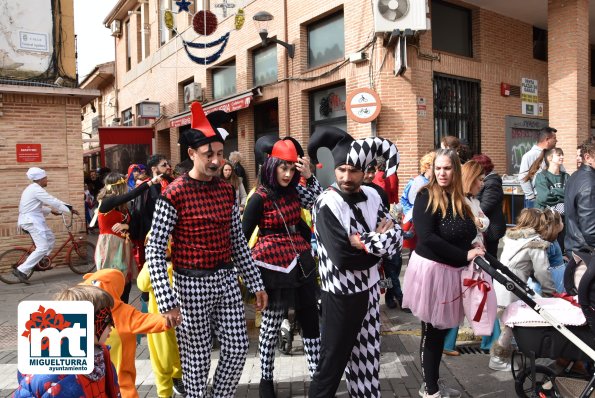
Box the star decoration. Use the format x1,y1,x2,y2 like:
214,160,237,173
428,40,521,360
176,0,191,13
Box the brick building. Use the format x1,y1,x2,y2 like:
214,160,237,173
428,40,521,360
0,0,99,260
102,0,593,190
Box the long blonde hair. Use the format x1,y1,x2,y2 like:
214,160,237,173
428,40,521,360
424,149,473,219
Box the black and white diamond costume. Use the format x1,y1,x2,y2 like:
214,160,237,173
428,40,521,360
146,103,266,398
307,126,402,398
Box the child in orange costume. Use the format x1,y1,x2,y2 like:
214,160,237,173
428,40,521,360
82,268,170,398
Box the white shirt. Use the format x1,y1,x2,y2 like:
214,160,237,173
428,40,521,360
18,183,71,230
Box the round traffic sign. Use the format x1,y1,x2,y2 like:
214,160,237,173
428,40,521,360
345,88,382,123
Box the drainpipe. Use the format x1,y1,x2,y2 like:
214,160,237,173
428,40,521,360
283,0,290,135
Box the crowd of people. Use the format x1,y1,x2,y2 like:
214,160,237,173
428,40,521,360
13,108,595,398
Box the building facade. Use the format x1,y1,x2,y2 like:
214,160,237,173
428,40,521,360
0,0,99,261
103,0,593,190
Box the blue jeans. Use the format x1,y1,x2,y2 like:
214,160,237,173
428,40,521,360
524,198,535,209
384,254,403,302
527,263,567,295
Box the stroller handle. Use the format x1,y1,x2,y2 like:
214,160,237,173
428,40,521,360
476,252,536,296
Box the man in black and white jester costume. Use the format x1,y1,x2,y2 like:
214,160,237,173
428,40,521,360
307,126,402,398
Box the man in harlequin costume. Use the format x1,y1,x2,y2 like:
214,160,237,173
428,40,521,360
146,102,268,397
14,284,121,398
307,126,403,398
82,268,170,398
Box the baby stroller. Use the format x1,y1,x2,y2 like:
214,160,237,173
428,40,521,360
474,251,595,398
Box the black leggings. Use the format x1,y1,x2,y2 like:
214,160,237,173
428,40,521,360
420,321,449,395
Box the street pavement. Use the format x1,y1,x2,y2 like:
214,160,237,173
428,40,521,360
0,264,519,397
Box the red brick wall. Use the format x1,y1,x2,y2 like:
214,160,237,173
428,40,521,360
0,93,86,268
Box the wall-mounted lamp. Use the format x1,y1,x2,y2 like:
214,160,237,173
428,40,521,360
253,11,294,58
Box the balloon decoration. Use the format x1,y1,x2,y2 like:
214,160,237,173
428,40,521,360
166,0,246,65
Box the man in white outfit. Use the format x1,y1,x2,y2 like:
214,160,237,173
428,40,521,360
15,167,77,283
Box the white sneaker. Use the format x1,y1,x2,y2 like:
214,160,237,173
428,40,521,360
489,355,511,372
418,379,461,398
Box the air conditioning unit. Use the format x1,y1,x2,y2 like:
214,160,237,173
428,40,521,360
184,82,202,103
111,20,122,37
373,0,428,33
111,117,121,126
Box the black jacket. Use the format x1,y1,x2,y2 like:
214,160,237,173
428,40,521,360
564,165,595,253
476,172,506,242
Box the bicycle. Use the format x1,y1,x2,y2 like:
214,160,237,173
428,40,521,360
0,213,96,284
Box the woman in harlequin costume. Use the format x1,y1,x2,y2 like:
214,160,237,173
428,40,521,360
137,261,185,398
242,135,323,398
14,285,121,398
82,268,170,398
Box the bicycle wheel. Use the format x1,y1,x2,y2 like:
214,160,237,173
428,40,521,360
514,364,558,397
0,248,30,284
67,241,96,275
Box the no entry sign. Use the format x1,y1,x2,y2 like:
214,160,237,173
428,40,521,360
346,88,382,123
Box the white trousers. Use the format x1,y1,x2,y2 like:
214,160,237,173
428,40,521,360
18,224,55,273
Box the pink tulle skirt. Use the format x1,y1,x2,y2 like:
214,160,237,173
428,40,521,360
402,251,464,329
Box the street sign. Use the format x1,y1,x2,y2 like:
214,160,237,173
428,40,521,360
345,88,382,123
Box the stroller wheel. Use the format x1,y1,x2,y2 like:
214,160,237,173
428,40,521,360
514,365,558,398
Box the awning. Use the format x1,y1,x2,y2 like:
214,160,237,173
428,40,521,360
170,90,255,128
83,147,101,157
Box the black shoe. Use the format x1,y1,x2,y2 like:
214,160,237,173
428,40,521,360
172,377,186,396
385,298,397,309
259,379,276,398
397,299,412,313
12,268,30,284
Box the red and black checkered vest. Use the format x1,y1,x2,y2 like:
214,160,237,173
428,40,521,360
252,187,310,269
163,175,234,270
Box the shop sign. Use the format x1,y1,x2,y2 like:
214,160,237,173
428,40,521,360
170,92,253,128
346,88,382,123
16,144,42,163
417,97,427,117
521,78,538,116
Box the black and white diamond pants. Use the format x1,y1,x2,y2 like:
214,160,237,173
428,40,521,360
259,305,321,380
173,270,249,397
308,285,381,398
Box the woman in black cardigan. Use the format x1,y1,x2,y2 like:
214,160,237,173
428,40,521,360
473,154,506,258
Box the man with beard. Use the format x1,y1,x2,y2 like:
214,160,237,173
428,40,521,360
146,102,267,397
307,127,402,398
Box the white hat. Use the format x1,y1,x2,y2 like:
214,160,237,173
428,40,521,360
26,167,47,181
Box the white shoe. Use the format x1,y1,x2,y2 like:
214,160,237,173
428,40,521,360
418,379,461,398
489,355,511,371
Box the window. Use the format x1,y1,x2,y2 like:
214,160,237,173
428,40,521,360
160,0,172,46
121,108,134,127
308,12,345,69
533,26,547,61
125,20,131,71
212,61,236,99
254,100,279,173
253,45,277,86
309,83,347,134
433,74,481,154
135,103,151,126
431,0,472,57
142,4,150,59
